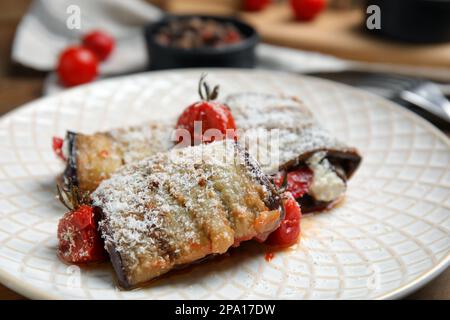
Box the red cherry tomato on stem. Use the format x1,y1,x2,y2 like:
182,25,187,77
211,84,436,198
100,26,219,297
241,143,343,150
176,101,237,145
82,30,115,61
57,46,98,87
290,0,326,21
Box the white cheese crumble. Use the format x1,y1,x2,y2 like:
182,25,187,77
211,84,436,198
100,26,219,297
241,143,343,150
62,137,70,160
306,151,346,202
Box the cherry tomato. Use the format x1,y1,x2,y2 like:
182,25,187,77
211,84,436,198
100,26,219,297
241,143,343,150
57,46,98,87
290,0,326,21
58,205,107,264
243,0,271,11
82,30,115,61
266,193,301,247
283,192,302,221
274,167,313,199
176,101,237,145
52,136,65,161
266,219,300,247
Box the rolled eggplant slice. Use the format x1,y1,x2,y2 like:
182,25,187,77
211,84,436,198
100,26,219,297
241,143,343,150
62,119,175,194
91,141,282,288
225,93,362,213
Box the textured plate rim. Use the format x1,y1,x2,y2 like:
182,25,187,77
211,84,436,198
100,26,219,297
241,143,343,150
0,68,448,300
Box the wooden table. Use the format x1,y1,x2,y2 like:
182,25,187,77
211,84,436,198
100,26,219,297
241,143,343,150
0,0,448,300
240,3,450,70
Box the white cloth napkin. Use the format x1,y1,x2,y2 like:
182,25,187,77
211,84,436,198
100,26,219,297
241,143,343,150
12,0,162,75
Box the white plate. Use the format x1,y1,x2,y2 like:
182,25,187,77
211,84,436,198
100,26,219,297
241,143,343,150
0,69,449,300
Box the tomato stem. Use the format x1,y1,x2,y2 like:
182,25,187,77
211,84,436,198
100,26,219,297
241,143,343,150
56,184,90,211
198,73,219,101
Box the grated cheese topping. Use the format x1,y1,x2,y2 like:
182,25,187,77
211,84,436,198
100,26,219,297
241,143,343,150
225,93,346,174
91,140,277,278
109,118,175,164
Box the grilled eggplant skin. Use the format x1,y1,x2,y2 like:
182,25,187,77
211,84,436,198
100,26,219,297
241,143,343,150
62,131,124,195
62,131,78,192
236,142,282,216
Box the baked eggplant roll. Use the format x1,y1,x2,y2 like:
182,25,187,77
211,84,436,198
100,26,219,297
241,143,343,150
61,92,361,213
61,118,175,194
225,93,362,213
91,141,282,288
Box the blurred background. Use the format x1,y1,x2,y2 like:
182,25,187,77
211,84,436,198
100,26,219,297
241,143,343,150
2,0,449,126
0,0,449,299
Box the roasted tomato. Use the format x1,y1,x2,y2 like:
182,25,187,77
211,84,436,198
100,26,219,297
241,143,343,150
57,186,107,264
266,192,302,247
274,167,313,199
57,204,107,264
52,136,66,161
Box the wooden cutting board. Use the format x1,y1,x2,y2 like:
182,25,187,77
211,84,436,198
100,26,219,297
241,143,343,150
240,3,450,70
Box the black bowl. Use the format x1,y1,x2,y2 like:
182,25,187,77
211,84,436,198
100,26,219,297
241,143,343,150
364,0,450,43
144,15,260,70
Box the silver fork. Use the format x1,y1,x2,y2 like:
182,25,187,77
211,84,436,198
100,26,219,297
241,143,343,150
308,71,450,125
400,82,450,123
